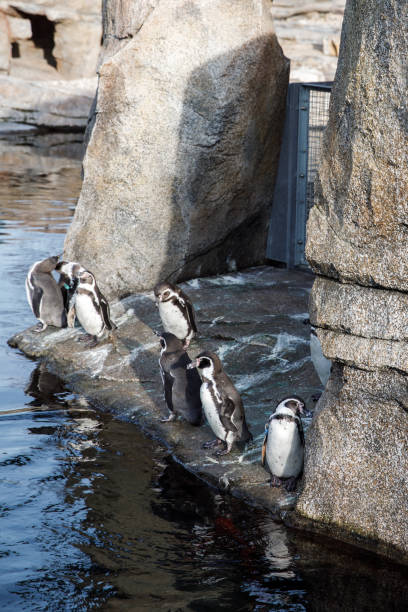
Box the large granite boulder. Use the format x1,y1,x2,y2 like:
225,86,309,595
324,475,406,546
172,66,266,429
299,0,408,562
63,0,289,299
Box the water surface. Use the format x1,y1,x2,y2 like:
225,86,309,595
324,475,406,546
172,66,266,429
1,131,407,611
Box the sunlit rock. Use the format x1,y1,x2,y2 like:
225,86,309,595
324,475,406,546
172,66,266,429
64,0,289,298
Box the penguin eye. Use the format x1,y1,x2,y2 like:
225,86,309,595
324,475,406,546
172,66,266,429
198,357,211,369
162,290,171,299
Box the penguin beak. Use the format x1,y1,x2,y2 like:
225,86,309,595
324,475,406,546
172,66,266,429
186,359,199,370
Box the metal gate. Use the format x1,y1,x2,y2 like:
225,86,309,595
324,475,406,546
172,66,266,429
266,83,332,267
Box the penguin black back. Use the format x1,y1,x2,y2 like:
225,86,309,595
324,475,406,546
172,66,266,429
189,351,252,454
158,332,202,426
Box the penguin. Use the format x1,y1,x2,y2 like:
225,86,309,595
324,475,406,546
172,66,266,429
154,282,197,347
261,396,306,491
158,332,203,426
25,255,67,332
55,260,86,327
74,270,116,346
310,325,332,386
187,351,252,455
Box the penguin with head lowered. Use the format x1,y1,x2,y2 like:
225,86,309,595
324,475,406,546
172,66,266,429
262,396,307,491
74,270,116,346
187,351,252,455
25,255,67,332
55,260,86,327
154,282,197,347
158,332,202,426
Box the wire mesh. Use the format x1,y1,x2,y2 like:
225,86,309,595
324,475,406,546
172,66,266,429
306,89,331,215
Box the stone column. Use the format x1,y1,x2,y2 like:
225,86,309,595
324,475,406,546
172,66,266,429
64,0,289,298
298,0,408,562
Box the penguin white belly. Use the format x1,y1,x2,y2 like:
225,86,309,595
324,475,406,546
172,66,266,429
201,383,226,441
266,420,303,478
159,302,188,340
75,295,103,336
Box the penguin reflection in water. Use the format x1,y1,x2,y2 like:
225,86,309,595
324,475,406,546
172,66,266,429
158,332,203,426
154,282,197,348
262,396,307,492
187,352,252,455
25,255,67,332
74,270,116,347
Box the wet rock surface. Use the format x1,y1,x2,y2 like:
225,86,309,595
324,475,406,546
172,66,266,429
9,266,320,519
300,0,408,563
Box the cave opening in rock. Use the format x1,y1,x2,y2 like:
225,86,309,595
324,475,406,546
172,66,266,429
11,42,20,58
16,10,57,69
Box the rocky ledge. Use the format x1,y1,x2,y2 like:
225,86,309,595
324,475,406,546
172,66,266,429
9,266,320,519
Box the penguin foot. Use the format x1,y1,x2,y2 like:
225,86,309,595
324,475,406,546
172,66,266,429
78,334,98,347
203,438,223,450
78,334,94,343
215,447,231,456
160,413,176,423
33,322,47,333
284,477,298,492
269,475,282,488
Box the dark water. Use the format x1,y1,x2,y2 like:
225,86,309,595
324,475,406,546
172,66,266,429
1,132,408,611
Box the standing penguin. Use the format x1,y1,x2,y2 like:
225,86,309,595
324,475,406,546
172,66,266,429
74,270,115,346
55,260,86,327
154,282,197,347
158,332,202,426
187,351,252,455
261,396,306,491
25,255,67,332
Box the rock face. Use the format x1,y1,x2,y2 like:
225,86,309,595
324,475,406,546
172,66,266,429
0,75,96,129
271,0,346,82
298,0,408,561
0,1,102,79
64,0,289,299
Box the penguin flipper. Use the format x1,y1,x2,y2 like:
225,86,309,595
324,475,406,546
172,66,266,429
219,397,238,433
179,288,197,333
297,417,305,446
67,305,76,328
261,429,268,467
31,284,43,319
96,287,114,330
161,366,174,413
185,299,197,333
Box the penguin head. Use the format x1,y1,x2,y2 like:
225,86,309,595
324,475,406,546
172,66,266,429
187,351,222,376
158,332,184,353
275,396,306,417
34,255,60,273
154,282,178,303
56,261,86,281
78,270,96,288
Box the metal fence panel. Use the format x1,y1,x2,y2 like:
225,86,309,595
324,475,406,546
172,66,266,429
266,83,332,268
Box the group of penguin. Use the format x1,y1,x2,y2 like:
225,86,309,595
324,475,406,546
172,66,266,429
25,255,313,492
